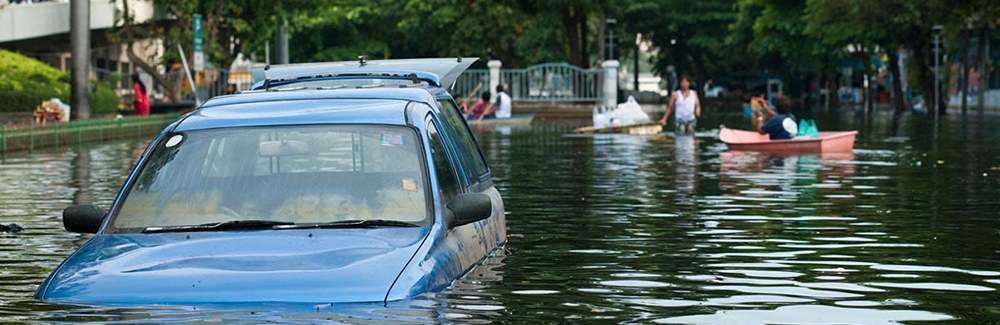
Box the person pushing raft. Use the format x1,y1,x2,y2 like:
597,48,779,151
659,75,701,134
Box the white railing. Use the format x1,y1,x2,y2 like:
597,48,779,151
455,62,604,103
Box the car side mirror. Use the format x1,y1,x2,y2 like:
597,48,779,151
63,205,106,234
445,194,492,228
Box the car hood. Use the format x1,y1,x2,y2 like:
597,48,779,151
37,228,429,304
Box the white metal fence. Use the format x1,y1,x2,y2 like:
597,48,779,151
454,63,603,103
98,62,605,105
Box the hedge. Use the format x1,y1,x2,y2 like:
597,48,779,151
92,84,121,114
0,49,121,114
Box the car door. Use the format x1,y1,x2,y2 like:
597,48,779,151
426,108,505,256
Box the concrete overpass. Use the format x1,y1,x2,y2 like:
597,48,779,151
1,0,158,42
0,0,160,72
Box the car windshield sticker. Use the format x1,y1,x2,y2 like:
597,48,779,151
381,132,406,147
401,178,418,192
165,135,183,147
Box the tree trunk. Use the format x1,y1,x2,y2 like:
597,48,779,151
121,0,180,102
960,26,970,114
859,45,874,113
579,11,589,68
562,8,583,67
888,49,906,114
978,26,987,113
692,52,709,93
910,32,945,117
596,12,605,63
824,73,832,111
125,45,180,102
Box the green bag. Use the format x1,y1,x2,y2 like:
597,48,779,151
798,119,819,139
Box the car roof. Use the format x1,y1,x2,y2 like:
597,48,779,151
173,88,443,132
252,58,478,90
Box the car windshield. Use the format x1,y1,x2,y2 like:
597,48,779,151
107,125,429,233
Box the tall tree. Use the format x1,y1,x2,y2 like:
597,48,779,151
626,0,742,86
113,0,317,102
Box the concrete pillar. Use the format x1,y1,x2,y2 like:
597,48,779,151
602,60,619,107
71,0,91,120
488,60,502,103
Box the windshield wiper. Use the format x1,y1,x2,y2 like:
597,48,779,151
274,219,421,230
142,220,294,233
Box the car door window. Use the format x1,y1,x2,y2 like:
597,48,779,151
437,99,490,180
427,121,461,204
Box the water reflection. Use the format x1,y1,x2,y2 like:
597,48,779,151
476,117,1000,324
673,134,697,197
2,112,1000,323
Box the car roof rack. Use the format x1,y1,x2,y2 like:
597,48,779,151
251,57,478,91
253,70,440,91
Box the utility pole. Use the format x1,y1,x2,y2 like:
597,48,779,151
70,0,91,120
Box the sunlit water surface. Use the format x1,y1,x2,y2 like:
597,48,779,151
1,109,999,324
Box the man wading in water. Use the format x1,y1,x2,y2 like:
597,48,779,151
659,75,701,134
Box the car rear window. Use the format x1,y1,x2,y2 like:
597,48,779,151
108,125,429,233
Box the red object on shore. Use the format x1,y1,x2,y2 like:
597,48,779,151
133,84,150,116
719,127,857,153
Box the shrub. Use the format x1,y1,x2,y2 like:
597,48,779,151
0,85,70,113
0,49,121,115
0,49,71,112
92,84,121,114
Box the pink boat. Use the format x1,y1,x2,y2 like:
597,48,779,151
719,127,857,153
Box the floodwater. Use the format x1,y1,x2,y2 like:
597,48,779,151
2,109,1000,324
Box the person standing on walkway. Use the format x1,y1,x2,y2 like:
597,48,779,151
132,74,150,116
660,75,701,134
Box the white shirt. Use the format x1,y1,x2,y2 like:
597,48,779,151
496,92,512,119
674,89,698,122
783,118,799,137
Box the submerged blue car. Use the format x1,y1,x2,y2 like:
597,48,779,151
36,58,506,305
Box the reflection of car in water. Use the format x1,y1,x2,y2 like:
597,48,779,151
37,58,507,305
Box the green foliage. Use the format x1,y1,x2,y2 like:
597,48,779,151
92,84,122,115
0,49,121,114
626,0,749,82
287,0,402,62
0,49,70,112
108,0,999,99
279,0,628,68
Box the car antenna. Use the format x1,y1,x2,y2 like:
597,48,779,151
358,55,367,67
262,64,272,89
